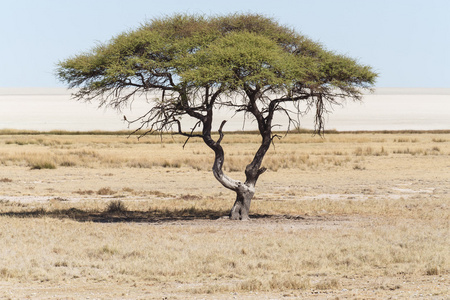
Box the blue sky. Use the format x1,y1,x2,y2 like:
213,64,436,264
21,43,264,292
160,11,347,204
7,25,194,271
1,0,449,88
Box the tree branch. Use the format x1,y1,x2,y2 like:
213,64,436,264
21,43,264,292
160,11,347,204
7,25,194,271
217,120,227,144
180,120,203,148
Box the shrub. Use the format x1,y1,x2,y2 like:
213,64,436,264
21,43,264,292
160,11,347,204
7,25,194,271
59,160,76,167
105,200,127,213
30,161,56,170
425,265,440,276
432,138,446,143
97,187,115,195
74,189,94,195
314,278,340,290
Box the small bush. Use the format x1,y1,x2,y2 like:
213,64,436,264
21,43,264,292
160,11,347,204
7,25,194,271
314,278,340,290
127,159,153,168
0,178,12,182
74,189,94,195
239,279,264,291
105,200,127,213
121,187,134,193
30,161,56,170
100,245,119,255
97,187,116,195
431,146,440,152
51,197,68,202
353,164,366,170
425,266,440,276
269,274,310,290
59,160,76,167
0,268,18,279
354,147,371,156
162,160,181,168
395,138,410,143
432,138,446,143
179,194,202,200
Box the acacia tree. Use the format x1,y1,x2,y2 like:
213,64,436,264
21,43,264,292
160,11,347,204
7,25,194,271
57,14,377,220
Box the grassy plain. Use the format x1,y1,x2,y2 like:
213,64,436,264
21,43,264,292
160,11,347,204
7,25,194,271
0,131,449,299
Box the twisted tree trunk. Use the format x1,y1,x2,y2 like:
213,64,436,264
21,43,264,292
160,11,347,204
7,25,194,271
203,121,270,220
229,184,255,220
199,88,273,220
201,118,257,220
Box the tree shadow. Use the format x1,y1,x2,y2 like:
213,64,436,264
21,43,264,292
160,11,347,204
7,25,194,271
0,207,307,223
0,207,227,223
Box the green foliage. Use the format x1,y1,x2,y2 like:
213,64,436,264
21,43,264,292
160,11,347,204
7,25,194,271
180,31,301,89
56,13,377,135
57,13,376,97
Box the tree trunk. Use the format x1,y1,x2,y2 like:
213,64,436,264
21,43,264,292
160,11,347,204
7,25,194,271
230,184,255,220
201,113,268,220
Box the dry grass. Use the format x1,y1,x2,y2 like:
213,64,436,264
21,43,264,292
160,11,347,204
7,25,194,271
0,132,449,298
0,132,448,171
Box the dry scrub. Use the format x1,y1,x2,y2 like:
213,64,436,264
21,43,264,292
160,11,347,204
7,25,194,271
0,132,449,299
0,132,448,171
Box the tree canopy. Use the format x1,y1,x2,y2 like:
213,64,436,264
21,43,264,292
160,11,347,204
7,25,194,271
57,14,376,132
57,13,377,220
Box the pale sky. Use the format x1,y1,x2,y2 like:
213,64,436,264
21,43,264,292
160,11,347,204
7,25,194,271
1,0,449,88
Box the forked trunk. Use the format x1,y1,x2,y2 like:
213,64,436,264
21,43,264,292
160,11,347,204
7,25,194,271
202,109,270,220
205,130,260,220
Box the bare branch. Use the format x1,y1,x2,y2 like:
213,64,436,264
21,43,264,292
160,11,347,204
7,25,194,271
270,133,282,150
217,120,227,144
181,120,203,149
314,94,325,135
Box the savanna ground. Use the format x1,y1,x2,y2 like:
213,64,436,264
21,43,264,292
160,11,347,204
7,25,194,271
0,130,448,299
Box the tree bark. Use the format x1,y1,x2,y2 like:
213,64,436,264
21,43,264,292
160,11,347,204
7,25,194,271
230,183,255,220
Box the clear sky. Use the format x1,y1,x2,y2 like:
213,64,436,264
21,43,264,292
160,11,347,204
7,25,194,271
1,0,449,88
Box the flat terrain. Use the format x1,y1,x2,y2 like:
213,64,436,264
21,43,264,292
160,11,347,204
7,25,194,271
0,132,449,299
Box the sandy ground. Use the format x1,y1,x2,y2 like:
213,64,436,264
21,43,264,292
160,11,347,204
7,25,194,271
1,168,449,299
0,152,446,204
0,133,449,299
0,275,447,299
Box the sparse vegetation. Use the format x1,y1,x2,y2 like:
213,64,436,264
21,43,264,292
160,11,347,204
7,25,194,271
97,187,116,196
0,132,448,298
432,138,447,143
73,189,95,195
1,132,448,170
29,160,57,170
